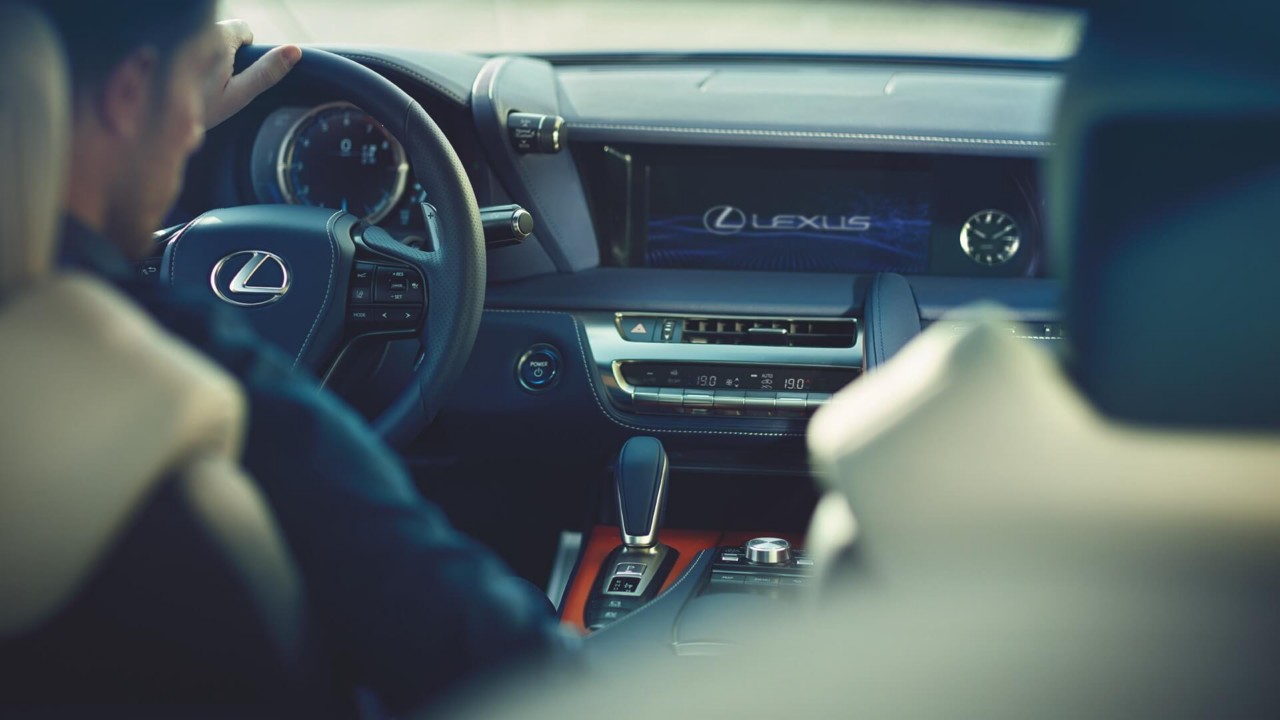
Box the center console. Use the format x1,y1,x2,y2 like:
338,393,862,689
580,311,864,433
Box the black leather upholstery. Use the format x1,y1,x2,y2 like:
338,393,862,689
0,471,331,716
1051,6,1280,430
862,272,922,371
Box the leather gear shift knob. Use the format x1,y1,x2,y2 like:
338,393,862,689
615,437,669,549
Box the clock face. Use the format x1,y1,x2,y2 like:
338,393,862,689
960,209,1021,266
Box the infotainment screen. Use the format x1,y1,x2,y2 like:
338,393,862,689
645,163,932,274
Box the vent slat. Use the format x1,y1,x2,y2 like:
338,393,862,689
679,316,856,348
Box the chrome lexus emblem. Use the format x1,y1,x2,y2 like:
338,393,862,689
210,251,291,307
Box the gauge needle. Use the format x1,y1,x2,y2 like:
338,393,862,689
970,228,989,239
991,226,1015,239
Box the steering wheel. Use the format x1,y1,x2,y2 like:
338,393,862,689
160,46,486,447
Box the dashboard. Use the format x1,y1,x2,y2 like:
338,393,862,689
178,49,1064,471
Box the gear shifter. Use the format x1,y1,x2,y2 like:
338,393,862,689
616,436,669,548
584,437,679,630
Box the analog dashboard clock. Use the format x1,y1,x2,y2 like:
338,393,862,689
959,209,1022,266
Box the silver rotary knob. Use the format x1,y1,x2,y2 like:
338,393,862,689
744,537,793,566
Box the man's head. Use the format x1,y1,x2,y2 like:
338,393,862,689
40,0,222,258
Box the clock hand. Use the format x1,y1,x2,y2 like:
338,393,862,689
970,228,989,240
991,226,1016,239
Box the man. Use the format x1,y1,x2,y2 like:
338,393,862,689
37,1,574,712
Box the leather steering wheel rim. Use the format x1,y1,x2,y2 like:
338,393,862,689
234,45,486,447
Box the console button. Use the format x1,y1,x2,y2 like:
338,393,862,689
607,576,641,594
742,391,777,416
620,316,658,342
712,389,746,416
615,563,646,576
745,575,780,587
682,390,715,415
601,597,639,611
633,386,662,412
710,572,745,585
775,392,808,418
657,388,685,414
805,392,834,414
516,345,561,392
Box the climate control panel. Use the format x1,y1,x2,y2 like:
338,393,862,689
615,361,858,418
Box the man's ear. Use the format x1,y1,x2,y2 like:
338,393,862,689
96,47,159,139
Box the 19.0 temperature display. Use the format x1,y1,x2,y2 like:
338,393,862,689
621,363,856,393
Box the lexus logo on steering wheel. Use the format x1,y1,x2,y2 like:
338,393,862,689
210,251,292,307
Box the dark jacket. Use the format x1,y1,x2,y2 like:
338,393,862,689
60,218,573,712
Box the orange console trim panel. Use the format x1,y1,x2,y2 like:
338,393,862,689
560,526,802,633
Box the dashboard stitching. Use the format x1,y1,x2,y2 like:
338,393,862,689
293,211,341,369
585,549,709,640
338,52,468,105
486,309,806,438
567,122,1054,148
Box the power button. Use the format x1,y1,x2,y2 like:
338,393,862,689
516,344,561,392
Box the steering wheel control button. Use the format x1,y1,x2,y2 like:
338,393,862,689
517,344,561,392
374,265,424,304
507,112,565,154
353,262,375,285
745,537,794,566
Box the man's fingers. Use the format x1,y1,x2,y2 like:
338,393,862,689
218,18,254,48
223,44,302,112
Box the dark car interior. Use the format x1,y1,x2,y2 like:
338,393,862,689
2,0,1278,717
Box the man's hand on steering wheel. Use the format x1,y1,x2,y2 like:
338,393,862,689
205,19,301,129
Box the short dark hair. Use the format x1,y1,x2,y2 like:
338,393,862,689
36,0,217,93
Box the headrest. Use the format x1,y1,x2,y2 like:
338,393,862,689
0,275,247,637
0,3,68,295
1050,5,1280,430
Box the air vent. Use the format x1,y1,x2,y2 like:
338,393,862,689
681,317,857,348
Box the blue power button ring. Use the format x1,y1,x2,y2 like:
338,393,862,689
517,344,562,392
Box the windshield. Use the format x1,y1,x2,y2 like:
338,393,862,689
220,0,1084,60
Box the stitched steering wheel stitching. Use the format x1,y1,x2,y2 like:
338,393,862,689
166,210,218,286
486,309,807,438
292,210,342,369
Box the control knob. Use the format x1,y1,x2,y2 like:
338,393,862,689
744,537,793,566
